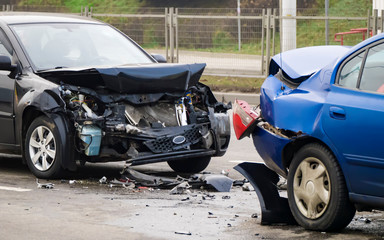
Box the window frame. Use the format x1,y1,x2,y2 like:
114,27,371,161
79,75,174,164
335,40,384,93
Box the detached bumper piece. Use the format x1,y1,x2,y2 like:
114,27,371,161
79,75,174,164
234,162,297,225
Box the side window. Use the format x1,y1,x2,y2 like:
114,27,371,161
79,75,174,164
338,51,365,89
359,44,384,93
0,29,13,58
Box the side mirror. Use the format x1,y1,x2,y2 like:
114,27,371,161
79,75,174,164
0,55,15,71
151,54,167,63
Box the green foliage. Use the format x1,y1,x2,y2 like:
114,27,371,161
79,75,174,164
18,0,144,12
212,30,235,49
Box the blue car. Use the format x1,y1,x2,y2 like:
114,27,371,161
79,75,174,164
233,34,384,231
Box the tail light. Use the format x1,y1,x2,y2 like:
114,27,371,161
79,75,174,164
233,99,260,140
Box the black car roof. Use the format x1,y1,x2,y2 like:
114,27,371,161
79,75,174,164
0,12,102,25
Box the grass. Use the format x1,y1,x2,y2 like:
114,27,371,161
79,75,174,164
200,75,265,93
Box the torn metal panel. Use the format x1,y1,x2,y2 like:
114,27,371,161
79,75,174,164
234,162,297,225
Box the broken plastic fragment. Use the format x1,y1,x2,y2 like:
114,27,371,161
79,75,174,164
36,179,54,189
99,176,107,184
170,182,191,195
242,183,254,191
174,231,192,236
203,174,233,192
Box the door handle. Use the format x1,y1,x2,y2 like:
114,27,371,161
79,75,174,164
329,106,346,120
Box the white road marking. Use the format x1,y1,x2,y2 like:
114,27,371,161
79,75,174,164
0,186,32,192
229,160,245,163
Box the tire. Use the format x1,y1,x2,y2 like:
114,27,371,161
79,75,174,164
287,143,356,231
167,156,211,173
25,116,65,179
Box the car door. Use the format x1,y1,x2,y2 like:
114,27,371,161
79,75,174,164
0,29,15,144
322,41,384,198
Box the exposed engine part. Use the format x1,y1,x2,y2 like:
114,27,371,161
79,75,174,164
105,104,126,132
79,125,102,156
126,125,141,134
125,103,178,127
201,130,214,149
176,98,188,126
81,102,99,119
115,124,126,132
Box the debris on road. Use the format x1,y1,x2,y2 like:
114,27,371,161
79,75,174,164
108,178,134,189
174,231,192,236
121,168,180,188
190,174,233,192
221,169,229,176
233,179,246,187
119,167,236,192
202,194,216,200
356,217,372,223
170,182,191,195
242,183,254,191
36,179,54,189
99,176,107,184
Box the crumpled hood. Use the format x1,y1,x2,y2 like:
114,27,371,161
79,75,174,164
37,63,206,94
271,45,350,79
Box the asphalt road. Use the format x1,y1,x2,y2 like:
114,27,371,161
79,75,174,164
0,112,383,240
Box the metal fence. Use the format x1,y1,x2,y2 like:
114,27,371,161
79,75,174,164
2,5,380,76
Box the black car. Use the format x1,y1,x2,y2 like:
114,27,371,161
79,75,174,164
0,13,231,178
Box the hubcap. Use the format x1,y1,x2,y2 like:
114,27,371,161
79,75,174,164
293,157,330,219
29,126,56,171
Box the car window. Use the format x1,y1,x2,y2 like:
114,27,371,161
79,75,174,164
0,29,13,59
359,43,384,93
11,23,154,71
338,51,365,89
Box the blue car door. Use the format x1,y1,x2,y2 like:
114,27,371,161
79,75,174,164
322,41,384,198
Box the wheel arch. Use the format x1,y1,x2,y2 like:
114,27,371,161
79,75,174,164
22,107,77,171
282,137,336,171
21,107,45,163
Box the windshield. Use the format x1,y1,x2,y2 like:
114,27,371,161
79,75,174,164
11,23,154,71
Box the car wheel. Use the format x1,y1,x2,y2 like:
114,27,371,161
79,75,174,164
167,156,211,173
25,116,64,179
287,143,355,231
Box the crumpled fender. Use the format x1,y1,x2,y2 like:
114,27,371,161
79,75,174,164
16,88,65,144
45,112,77,171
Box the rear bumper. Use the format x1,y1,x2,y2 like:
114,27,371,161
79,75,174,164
252,123,292,178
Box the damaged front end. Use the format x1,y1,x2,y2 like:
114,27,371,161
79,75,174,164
38,63,231,170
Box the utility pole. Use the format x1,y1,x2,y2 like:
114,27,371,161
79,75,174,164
237,0,241,51
325,0,329,45
281,0,296,52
